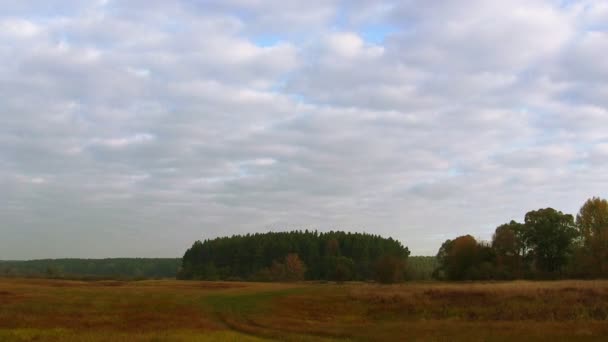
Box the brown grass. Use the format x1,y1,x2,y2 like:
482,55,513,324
344,281,608,321
1,278,607,341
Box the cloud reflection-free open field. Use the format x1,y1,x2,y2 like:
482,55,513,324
1,278,608,341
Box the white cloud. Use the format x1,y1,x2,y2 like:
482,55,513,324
1,0,607,258
0,18,40,37
325,32,384,58
15,175,47,184
249,158,277,166
89,133,156,149
126,67,150,78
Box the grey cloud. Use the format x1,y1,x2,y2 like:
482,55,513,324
1,1,607,258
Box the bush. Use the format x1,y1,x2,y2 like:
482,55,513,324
257,253,307,282
328,256,354,282
374,255,406,284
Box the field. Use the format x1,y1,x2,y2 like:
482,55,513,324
1,278,608,341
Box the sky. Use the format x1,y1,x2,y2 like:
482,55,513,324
2,0,608,259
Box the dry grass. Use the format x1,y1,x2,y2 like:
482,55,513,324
347,280,608,320
1,278,607,341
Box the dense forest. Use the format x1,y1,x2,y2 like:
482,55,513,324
6,197,606,283
179,230,410,282
0,258,180,280
434,196,608,280
0,256,438,282
406,256,438,280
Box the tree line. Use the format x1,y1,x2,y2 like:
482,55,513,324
0,258,181,280
433,196,608,280
179,230,410,283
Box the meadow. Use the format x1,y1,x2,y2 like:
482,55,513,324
1,278,608,341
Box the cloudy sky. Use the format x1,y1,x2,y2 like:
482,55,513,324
2,0,608,259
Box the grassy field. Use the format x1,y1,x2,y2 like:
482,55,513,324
1,278,608,341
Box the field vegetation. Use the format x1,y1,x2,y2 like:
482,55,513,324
3,196,608,340
1,278,608,341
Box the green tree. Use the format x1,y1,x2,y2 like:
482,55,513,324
433,238,453,280
433,235,495,280
447,235,479,280
406,256,438,280
329,256,354,282
179,231,409,281
45,265,62,278
325,238,341,257
522,208,577,276
269,260,286,281
434,235,477,280
575,197,608,277
577,197,608,242
492,220,525,278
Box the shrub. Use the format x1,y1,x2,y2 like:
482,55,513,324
374,255,406,284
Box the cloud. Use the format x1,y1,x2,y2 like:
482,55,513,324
1,0,607,258
0,18,40,37
89,133,156,149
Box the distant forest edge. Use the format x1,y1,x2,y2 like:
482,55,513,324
179,231,415,283
0,256,438,281
0,258,181,280
179,196,608,283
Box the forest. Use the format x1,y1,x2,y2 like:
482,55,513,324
179,231,410,282
0,258,180,280
4,196,606,283
0,256,436,281
179,196,608,283
434,196,608,280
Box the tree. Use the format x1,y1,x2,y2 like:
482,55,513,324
433,235,496,280
179,231,410,281
575,197,608,277
492,220,524,278
283,253,307,281
325,238,341,257
269,260,286,281
261,253,307,282
521,208,577,276
200,262,219,280
434,235,478,280
448,235,480,280
329,256,354,282
374,255,406,284
433,238,453,280
45,265,62,278
576,197,608,243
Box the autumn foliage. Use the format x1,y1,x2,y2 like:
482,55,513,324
374,255,406,284
180,231,409,282
435,196,608,280
274,253,307,281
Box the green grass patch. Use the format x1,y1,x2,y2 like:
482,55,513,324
204,287,306,315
